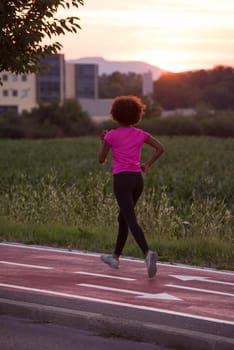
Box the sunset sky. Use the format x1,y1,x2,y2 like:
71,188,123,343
57,0,234,72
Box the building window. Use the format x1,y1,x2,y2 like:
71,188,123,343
21,74,27,82
21,89,28,98
2,74,8,81
12,90,18,97
3,90,8,97
12,74,18,82
0,106,18,115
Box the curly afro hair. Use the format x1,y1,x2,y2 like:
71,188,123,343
110,95,146,126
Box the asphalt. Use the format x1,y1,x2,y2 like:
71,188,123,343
0,242,234,350
0,288,234,350
1,314,172,350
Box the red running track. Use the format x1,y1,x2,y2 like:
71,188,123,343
0,243,233,325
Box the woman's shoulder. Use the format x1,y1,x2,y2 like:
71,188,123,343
106,128,119,136
105,128,119,142
132,127,149,135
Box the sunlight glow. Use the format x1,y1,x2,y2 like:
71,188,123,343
57,0,234,72
136,50,192,72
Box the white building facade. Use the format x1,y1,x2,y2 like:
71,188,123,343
0,71,37,114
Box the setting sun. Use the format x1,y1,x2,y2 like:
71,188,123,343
57,0,234,72
135,50,192,73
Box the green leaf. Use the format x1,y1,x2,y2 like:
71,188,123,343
0,0,84,76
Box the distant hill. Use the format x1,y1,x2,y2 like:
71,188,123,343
67,57,163,80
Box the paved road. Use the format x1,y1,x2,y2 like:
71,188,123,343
0,243,234,350
0,315,172,350
0,242,233,323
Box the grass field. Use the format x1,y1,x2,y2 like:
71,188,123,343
0,136,233,269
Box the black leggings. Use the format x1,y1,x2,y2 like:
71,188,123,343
113,172,149,256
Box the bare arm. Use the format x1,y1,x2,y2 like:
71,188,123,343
98,140,111,163
141,135,164,172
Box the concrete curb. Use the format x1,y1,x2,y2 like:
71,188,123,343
1,298,234,350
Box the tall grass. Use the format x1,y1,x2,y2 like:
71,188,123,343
0,137,233,269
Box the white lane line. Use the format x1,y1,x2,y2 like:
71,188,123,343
166,284,234,297
78,283,181,301
170,275,234,286
0,283,233,325
1,243,234,276
0,261,53,270
0,243,99,258
75,272,135,281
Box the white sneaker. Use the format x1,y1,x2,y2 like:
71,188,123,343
145,251,157,278
100,254,119,269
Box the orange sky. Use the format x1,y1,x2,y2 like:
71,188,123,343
56,0,234,72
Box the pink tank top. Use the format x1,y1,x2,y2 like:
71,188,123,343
104,127,150,174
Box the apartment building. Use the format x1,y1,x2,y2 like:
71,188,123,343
37,54,65,103
0,54,65,115
75,64,98,99
0,55,151,119
65,62,104,118
0,71,37,114
142,71,153,95
65,63,98,99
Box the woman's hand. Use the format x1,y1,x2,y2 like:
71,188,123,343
141,163,150,172
101,129,108,141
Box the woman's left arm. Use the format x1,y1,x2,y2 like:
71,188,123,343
98,141,111,163
141,135,164,172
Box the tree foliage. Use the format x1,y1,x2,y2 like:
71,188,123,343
1,100,234,138
99,71,142,98
154,66,234,110
0,0,84,75
0,99,98,138
98,66,234,111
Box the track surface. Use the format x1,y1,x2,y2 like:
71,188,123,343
0,243,233,325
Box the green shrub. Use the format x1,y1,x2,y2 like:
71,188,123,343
201,111,234,137
141,115,202,136
0,99,98,138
